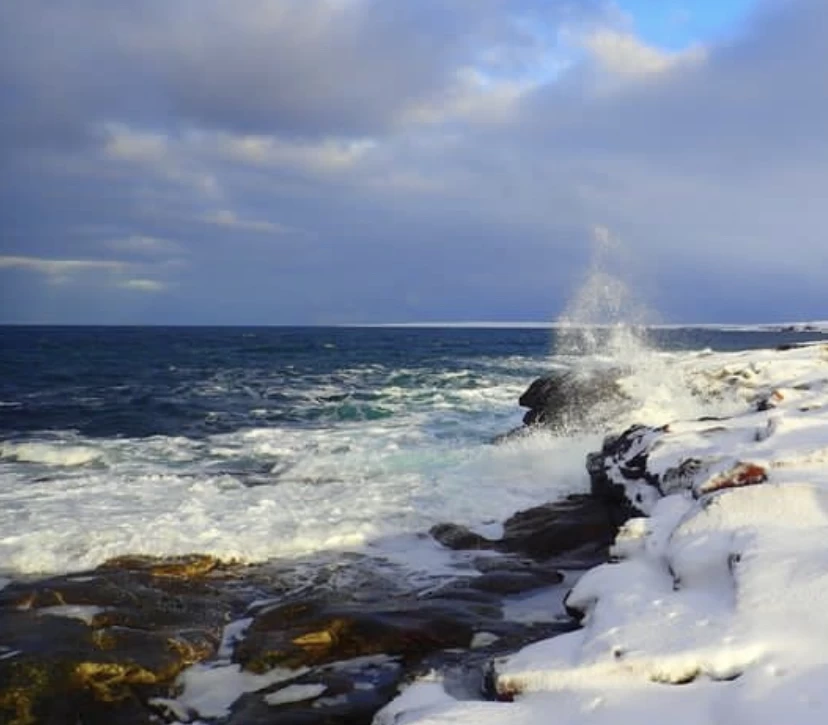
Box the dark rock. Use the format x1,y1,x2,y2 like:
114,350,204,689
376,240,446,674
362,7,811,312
227,656,405,725
496,494,617,561
470,571,560,596
429,523,495,551
472,555,565,582
562,588,586,622
661,457,706,495
517,369,627,433
420,583,504,609
586,424,667,523
0,555,247,724
0,451,650,725
235,599,477,672
755,389,784,411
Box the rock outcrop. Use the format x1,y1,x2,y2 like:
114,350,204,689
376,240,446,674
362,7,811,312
0,555,245,724
518,369,627,433
0,549,580,724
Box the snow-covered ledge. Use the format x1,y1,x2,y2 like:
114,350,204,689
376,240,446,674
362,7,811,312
377,343,828,724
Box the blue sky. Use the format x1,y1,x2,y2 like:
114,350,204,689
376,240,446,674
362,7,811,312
616,0,757,48
1,0,827,325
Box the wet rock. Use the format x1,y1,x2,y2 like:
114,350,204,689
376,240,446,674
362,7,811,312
429,523,495,551
470,571,559,596
419,584,504,611
432,495,620,569
227,655,404,725
235,599,477,672
470,556,565,593
496,494,618,562
0,555,250,724
98,553,223,579
472,555,564,580
518,370,626,432
0,516,616,725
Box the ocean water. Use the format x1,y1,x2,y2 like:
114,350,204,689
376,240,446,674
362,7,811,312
0,324,824,579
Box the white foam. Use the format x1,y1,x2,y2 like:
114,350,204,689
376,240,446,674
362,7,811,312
0,372,596,577
0,441,103,467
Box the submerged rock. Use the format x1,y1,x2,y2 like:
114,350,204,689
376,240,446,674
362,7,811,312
428,523,495,551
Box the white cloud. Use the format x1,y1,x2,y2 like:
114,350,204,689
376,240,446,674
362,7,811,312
201,210,301,235
117,278,167,292
401,67,537,126
102,125,222,200
103,126,169,163
0,255,129,275
216,134,377,173
0,255,173,294
106,235,182,255
581,28,706,79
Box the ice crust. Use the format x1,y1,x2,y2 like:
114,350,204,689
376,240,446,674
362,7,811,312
378,343,828,725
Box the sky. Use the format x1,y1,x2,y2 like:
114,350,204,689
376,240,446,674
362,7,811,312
1,0,826,325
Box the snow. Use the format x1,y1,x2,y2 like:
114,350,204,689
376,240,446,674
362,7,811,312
171,663,309,719
376,343,828,725
264,683,328,705
471,632,501,648
36,604,103,625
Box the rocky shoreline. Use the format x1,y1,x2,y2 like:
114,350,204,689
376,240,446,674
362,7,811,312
0,370,647,724
373,343,828,725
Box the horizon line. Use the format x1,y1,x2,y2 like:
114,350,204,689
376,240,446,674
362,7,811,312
1,320,826,330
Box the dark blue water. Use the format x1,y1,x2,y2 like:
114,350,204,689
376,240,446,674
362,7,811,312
1,325,823,440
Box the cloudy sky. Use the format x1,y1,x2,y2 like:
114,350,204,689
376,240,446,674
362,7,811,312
1,0,826,325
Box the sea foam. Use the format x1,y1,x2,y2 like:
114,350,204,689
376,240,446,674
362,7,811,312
0,441,103,467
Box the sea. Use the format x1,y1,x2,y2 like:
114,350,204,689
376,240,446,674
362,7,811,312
1,324,825,582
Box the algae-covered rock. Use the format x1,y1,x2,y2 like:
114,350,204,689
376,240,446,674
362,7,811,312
236,599,477,672
0,554,247,724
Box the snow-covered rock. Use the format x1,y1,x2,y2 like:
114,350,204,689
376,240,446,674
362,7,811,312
377,343,828,725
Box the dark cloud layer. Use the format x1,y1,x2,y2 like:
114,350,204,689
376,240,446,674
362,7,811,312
1,0,827,324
